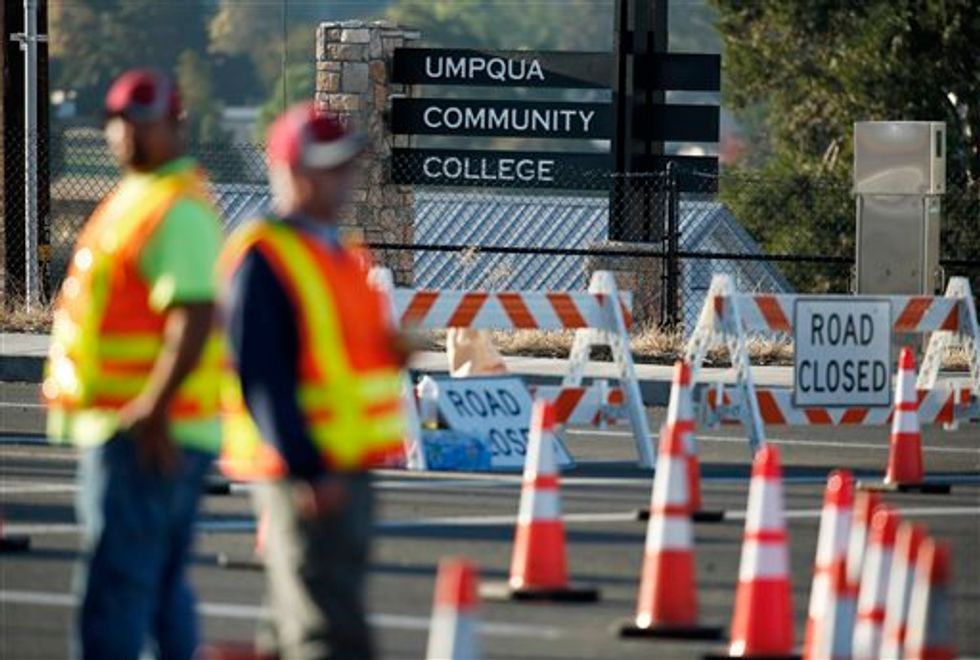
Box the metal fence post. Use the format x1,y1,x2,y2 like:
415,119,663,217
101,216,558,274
664,161,680,327
12,0,46,308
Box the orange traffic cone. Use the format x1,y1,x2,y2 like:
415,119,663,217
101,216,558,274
806,558,856,660
725,444,796,659
619,391,723,640
426,558,481,660
482,400,598,602
0,513,30,553
903,538,955,660
844,490,881,596
861,347,950,494
802,470,854,658
880,522,926,659
853,506,900,659
637,361,724,523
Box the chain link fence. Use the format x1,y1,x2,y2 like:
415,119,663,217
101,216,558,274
2,125,978,333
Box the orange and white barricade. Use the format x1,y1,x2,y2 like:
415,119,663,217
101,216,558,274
685,275,979,453
372,268,656,469
529,379,626,429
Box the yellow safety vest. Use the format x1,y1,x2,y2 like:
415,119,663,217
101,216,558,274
43,164,223,449
219,219,406,478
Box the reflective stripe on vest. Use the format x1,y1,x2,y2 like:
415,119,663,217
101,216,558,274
43,166,222,427
219,220,406,477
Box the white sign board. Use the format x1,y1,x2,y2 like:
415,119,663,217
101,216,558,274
794,298,892,407
434,375,575,470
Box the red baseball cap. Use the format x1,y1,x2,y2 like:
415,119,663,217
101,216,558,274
105,69,181,123
266,102,366,170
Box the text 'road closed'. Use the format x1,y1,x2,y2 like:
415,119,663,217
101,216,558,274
794,299,892,408
434,376,574,470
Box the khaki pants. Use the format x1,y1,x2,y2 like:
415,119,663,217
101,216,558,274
254,474,374,660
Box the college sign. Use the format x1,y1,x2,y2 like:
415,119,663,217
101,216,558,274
389,47,720,191
392,48,611,89
391,149,611,189
390,99,612,139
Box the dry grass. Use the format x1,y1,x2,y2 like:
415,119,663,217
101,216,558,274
0,304,972,371
414,326,971,371
1,303,53,333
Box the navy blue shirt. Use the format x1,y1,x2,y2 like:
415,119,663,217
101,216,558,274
224,219,342,481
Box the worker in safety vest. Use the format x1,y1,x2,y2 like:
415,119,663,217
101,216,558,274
219,103,411,659
42,70,224,659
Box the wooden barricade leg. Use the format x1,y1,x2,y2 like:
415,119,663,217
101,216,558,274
917,277,980,430
589,271,656,469
563,327,594,389
369,267,427,471
685,274,767,457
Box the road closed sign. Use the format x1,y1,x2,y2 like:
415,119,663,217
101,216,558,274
793,298,892,408
433,375,575,470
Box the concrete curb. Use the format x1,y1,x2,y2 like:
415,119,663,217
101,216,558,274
0,354,676,406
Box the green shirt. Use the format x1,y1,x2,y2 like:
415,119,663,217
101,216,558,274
47,157,224,452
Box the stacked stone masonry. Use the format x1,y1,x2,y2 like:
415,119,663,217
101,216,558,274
315,20,417,284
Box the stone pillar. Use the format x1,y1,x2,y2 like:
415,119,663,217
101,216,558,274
315,20,418,284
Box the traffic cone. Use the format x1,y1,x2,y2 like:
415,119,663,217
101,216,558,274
481,400,598,602
802,470,854,659
852,506,900,659
880,522,926,660
426,558,481,660
0,513,30,553
806,558,856,660
637,361,724,524
860,347,950,494
619,394,723,640
903,538,955,660
725,444,797,659
844,490,881,597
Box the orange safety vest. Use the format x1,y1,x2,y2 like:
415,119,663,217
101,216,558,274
43,164,223,441
218,219,406,479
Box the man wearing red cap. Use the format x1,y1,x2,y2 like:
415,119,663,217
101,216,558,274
43,69,223,658
219,103,411,659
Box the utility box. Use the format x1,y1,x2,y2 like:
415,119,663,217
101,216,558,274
853,121,945,295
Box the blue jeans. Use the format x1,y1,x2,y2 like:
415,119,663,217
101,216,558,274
74,432,213,660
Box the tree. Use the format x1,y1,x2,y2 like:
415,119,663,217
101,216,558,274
711,1,979,291
208,1,285,89
385,0,613,51
711,0,979,183
256,62,315,139
175,50,223,144
49,0,210,114
209,0,393,89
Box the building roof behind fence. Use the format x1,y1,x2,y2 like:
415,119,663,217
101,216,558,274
212,185,792,295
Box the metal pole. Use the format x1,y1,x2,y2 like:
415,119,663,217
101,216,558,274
665,161,680,327
21,0,40,308
609,0,630,241
281,0,288,110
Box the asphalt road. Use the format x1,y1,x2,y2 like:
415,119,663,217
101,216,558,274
1,385,978,659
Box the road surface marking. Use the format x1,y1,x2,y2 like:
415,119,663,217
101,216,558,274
0,482,77,495
6,504,979,537
0,589,561,639
567,428,980,454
